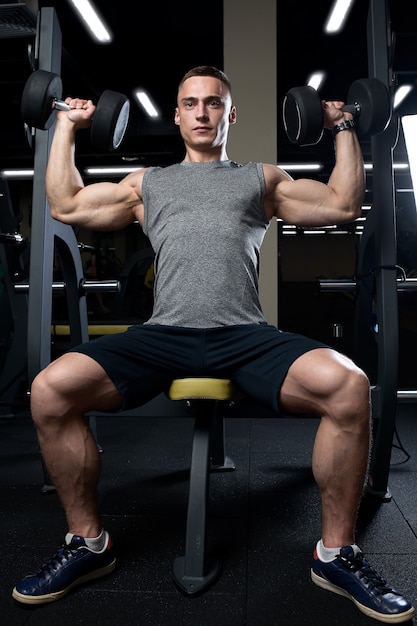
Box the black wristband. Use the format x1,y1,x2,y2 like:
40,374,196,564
332,119,355,137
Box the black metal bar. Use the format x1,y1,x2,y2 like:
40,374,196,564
26,7,64,381
172,403,221,595
319,278,417,293
15,279,120,294
26,7,92,381
364,0,399,498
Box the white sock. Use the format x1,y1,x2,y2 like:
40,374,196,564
316,539,361,562
65,529,108,552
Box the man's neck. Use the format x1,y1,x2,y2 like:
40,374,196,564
182,146,229,163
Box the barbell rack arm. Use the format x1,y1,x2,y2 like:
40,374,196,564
318,277,417,293
14,278,120,294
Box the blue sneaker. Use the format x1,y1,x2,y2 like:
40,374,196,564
311,545,415,623
12,533,116,604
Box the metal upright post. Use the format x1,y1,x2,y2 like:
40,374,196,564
356,0,399,498
27,7,89,385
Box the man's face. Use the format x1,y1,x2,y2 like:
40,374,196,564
174,75,236,151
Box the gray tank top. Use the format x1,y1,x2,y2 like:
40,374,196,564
142,160,270,328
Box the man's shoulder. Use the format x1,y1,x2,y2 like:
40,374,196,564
262,162,291,182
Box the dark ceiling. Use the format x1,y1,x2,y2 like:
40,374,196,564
0,0,416,191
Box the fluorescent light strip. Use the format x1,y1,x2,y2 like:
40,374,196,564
278,163,323,171
85,166,143,176
324,0,355,33
134,91,160,118
364,163,409,171
280,163,410,172
402,115,417,210
394,85,413,109
1,169,34,179
68,0,112,43
307,72,326,91
281,230,363,235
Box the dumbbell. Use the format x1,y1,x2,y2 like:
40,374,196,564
282,77,391,146
21,69,130,151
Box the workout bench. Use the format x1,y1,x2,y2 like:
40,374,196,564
167,377,243,595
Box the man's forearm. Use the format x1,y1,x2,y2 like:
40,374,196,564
46,121,84,219
329,129,366,217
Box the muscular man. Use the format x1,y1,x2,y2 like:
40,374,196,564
12,66,414,623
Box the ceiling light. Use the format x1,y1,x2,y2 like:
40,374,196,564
67,0,113,43
134,90,160,118
394,84,413,108
84,166,143,176
278,163,323,171
307,72,326,91
402,115,417,209
324,0,355,34
0,169,34,179
363,162,409,171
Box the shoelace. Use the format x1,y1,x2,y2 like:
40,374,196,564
35,544,79,578
338,551,394,595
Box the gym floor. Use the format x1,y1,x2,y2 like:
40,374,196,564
1,397,417,625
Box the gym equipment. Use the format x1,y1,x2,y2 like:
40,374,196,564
315,0,403,501
167,377,240,595
0,233,25,246
0,180,30,415
21,68,130,151
347,2,399,501
282,77,391,146
14,278,120,295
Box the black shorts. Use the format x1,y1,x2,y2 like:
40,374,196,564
70,324,328,412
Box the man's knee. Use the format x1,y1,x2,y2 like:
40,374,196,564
31,368,50,403
331,364,371,430
30,364,66,423
343,365,370,406
310,351,371,420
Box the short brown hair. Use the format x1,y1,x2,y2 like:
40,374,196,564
178,66,232,96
